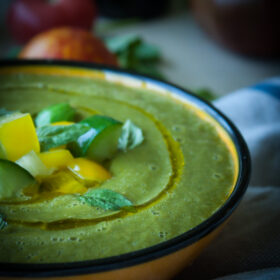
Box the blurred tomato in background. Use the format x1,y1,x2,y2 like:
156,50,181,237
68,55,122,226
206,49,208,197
19,27,118,66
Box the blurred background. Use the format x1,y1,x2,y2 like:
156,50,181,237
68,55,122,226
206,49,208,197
1,0,280,98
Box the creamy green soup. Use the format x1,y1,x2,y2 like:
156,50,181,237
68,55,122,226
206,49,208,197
0,66,236,263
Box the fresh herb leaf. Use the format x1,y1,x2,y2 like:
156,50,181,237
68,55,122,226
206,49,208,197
105,34,165,79
118,120,144,152
0,215,7,230
193,88,217,102
78,189,133,211
134,43,161,62
105,34,141,54
96,18,140,34
35,103,76,127
105,34,160,61
0,108,15,117
37,125,71,138
131,62,165,80
37,124,90,152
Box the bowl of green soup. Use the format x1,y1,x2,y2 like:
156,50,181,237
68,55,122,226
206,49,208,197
0,60,250,280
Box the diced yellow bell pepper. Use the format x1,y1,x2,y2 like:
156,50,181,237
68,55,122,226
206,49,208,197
68,158,111,182
40,171,87,194
51,121,75,126
57,180,87,194
0,113,40,161
39,149,74,169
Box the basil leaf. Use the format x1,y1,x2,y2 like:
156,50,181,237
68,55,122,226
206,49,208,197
106,35,160,61
78,189,132,211
37,125,68,138
134,43,161,62
105,34,165,79
105,34,141,54
118,120,144,152
193,88,217,101
37,124,91,152
131,62,165,80
0,215,7,230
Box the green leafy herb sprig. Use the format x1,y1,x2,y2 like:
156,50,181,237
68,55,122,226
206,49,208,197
105,34,165,79
78,189,133,211
37,124,91,152
37,118,144,153
118,120,144,152
193,88,217,102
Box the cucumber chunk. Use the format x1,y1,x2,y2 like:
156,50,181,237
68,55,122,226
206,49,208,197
35,103,76,127
16,150,53,177
69,115,122,162
0,159,35,200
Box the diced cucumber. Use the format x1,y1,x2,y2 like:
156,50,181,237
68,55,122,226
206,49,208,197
69,115,123,162
0,159,36,200
35,103,76,127
16,150,53,177
86,124,122,162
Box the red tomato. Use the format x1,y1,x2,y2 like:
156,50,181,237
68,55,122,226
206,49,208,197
19,27,118,67
7,0,96,44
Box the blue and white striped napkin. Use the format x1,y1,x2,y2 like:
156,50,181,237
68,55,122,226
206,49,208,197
177,78,280,280
215,78,280,187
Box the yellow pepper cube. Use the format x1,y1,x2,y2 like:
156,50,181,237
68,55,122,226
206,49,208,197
39,149,74,169
68,158,111,182
57,181,87,194
0,113,40,161
40,171,87,195
51,121,75,126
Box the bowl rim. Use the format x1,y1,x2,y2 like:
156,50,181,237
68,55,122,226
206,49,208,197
0,59,251,278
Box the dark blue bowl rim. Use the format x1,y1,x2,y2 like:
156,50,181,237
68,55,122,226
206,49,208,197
0,59,251,278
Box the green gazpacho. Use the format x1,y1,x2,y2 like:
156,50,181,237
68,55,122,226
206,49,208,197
0,66,237,263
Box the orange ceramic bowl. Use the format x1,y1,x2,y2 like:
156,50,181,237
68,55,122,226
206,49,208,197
0,60,250,280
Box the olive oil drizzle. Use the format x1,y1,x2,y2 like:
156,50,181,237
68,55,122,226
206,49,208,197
0,84,184,230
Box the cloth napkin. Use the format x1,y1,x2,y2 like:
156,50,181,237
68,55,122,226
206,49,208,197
176,78,280,280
